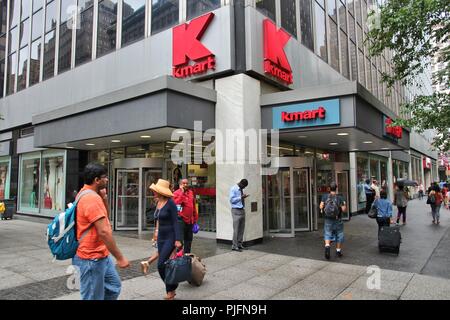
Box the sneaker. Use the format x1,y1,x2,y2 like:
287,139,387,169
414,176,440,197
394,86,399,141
238,245,248,250
232,247,242,252
325,246,330,260
432,220,435,224
336,250,343,258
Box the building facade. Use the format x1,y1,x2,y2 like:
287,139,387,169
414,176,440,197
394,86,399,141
0,0,438,244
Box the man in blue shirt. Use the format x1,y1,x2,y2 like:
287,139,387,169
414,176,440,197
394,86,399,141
229,179,249,252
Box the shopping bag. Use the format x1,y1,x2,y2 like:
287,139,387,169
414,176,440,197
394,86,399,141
186,253,206,286
44,193,53,209
368,205,378,219
164,253,192,285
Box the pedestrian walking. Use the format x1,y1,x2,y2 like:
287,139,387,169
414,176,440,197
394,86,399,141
173,178,198,254
364,179,375,214
371,179,381,199
229,179,249,252
429,185,443,225
72,162,130,300
394,185,409,225
149,179,182,300
442,183,448,209
372,190,393,235
418,182,424,200
319,182,347,260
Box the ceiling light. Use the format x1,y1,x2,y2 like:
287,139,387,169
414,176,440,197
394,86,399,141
363,141,373,144
381,147,389,150
111,140,121,143
175,129,189,134
85,143,95,146
140,135,151,138
337,133,349,136
298,135,307,138
351,149,359,151
329,142,339,145
66,146,74,149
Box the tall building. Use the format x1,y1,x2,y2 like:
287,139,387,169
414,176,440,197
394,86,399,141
0,0,438,243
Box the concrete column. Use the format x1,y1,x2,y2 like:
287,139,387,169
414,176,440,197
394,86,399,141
421,155,425,186
387,151,394,202
215,74,263,244
349,152,358,215
408,150,412,180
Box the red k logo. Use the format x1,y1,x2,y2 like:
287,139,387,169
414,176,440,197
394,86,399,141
264,19,292,73
173,13,215,67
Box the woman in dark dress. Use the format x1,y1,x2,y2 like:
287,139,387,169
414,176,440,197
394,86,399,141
150,179,182,300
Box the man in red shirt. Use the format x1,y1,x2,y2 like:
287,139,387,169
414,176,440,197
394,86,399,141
73,162,129,300
173,179,198,253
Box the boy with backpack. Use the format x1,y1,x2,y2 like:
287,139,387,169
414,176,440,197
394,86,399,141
319,182,347,260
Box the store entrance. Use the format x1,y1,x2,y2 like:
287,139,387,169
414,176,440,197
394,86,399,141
112,158,164,233
263,157,313,237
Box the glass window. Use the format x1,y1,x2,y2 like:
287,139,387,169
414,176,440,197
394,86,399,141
29,37,41,85
329,19,339,71
340,30,349,78
1,0,7,34
58,21,72,73
9,0,20,28
33,0,45,13
348,13,355,42
281,0,297,37
338,0,347,33
187,0,220,21
355,0,361,25
350,40,357,80
6,52,17,94
151,0,178,35
300,0,314,51
122,0,145,47
256,0,276,22
357,24,363,48
32,9,43,40
314,2,327,61
0,59,4,97
78,0,94,11
43,30,55,79
371,63,377,96
97,0,117,57
347,0,354,16
365,56,371,91
358,49,365,85
0,157,11,200
0,34,5,60
356,154,369,209
19,153,41,213
40,151,65,214
75,4,93,66
17,44,27,91
60,0,76,24
19,18,30,48
8,26,18,54
21,0,31,20
45,0,57,33
328,0,337,21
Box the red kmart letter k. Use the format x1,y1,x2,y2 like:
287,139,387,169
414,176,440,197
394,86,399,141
173,13,214,67
263,19,292,72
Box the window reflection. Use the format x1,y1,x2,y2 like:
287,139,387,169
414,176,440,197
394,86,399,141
97,0,117,57
30,38,41,86
281,0,296,37
314,2,327,61
58,21,72,73
256,0,275,22
300,0,314,51
75,4,94,66
43,30,55,80
17,45,28,91
151,0,179,35
122,0,145,47
187,0,220,20
7,52,17,94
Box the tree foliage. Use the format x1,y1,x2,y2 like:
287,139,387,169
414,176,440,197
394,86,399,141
367,0,450,151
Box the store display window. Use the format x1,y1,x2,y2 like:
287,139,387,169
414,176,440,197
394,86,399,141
40,150,65,213
0,156,11,200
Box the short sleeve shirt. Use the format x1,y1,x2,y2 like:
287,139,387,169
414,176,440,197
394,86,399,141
321,194,346,219
76,186,110,259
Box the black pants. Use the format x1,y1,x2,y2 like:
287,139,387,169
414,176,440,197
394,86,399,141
396,206,406,223
365,193,374,213
179,220,193,254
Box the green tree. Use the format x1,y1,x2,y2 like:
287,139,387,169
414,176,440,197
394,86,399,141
367,0,449,150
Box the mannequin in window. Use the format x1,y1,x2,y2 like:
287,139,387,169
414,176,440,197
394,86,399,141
173,165,182,191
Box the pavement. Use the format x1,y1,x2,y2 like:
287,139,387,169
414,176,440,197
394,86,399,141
0,198,449,300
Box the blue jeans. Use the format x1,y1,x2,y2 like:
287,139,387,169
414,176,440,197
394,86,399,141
324,219,344,243
72,255,121,300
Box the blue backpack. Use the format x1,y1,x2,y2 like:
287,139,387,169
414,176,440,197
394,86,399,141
46,190,95,261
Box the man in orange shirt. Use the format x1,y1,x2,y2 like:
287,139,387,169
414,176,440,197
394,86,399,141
173,179,198,253
72,163,129,300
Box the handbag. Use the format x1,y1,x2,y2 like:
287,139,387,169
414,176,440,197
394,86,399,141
164,251,192,285
368,205,378,219
186,253,206,286
44,192,53,209
192,223,199,234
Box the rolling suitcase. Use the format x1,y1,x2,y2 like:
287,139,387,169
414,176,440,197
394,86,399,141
378,226,401,254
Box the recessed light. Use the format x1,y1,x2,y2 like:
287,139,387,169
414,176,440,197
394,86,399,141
111,140,121,143
363,141,373,144
66,146,74,149
175,129,189,134
85,143,95,146
298,135,307,138
381,147,389,150
140,135,151,138
337,133,349,136
329,142,339,145
351,149,359,151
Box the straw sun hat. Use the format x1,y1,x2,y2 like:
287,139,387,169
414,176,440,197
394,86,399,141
149,179,173,198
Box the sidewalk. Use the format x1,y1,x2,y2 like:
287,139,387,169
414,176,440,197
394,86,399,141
0,198,449,300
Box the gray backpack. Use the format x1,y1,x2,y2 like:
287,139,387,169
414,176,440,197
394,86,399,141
324,195,340,219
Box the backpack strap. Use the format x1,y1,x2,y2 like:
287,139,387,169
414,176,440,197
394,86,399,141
75,189,97,242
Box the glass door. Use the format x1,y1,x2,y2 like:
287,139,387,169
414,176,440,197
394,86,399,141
115,170,139,230
142,169,162,231
293,168,310,231
336,171,350,220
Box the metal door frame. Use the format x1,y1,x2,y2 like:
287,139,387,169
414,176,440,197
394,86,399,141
142,168,163,231
115,169,140,231
293,167,311,232
335,170,350,221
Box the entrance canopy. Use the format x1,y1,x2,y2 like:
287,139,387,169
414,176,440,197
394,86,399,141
261,81,410,152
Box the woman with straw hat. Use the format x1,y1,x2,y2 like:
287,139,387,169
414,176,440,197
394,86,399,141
150,178,182,300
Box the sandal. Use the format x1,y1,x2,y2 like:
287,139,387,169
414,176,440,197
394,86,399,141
164,291,176,300
140,261,149,275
